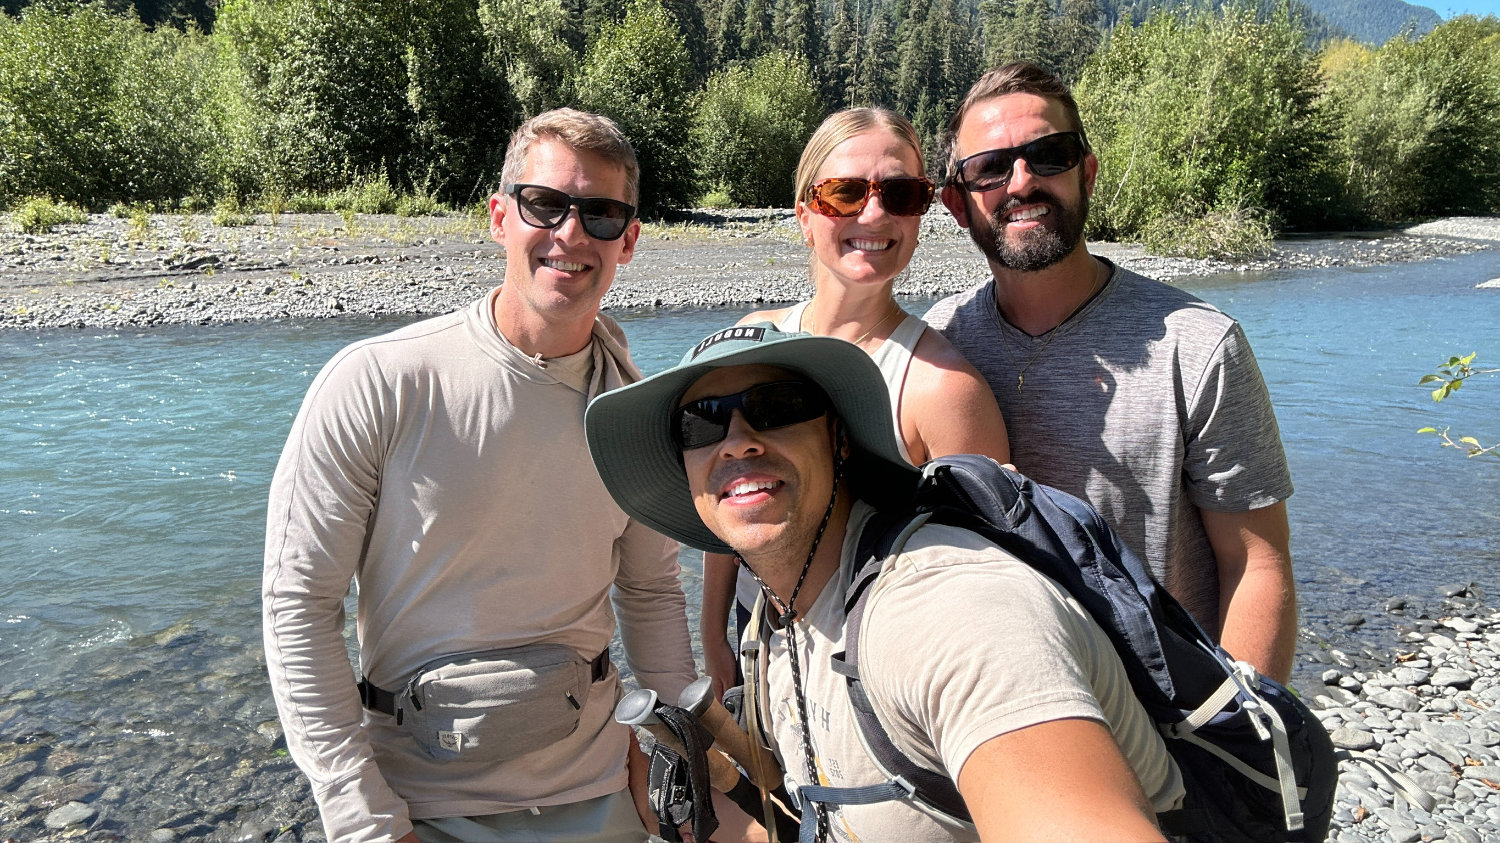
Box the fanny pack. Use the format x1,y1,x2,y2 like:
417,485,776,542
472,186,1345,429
359,645,610,764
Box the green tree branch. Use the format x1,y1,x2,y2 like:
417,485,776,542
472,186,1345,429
1418,352,1500,459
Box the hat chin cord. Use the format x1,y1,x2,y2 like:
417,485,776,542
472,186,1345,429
737,439,846,842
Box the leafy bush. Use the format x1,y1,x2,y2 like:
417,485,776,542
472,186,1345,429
697,185,735,209
1076,4,1336,251
286,193,329,213
212,198,256,227
692,50,823,208
0,3,216,208
1319,17,1500,222
11,196,89,234
1140,197,1273,258
576,0,697,215
328,173,399,215
396,192,447,217
211,0,505,205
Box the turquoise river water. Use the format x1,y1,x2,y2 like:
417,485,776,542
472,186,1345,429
0,247,1498,834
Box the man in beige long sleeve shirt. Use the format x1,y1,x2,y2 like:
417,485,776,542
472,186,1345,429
263,109,696,843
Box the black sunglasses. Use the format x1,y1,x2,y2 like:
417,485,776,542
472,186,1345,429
507,183,636,241
803,177,935,218
951,132,1088,193
673,381,830,451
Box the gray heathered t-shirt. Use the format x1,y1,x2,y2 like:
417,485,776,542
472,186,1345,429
923,262,1292,636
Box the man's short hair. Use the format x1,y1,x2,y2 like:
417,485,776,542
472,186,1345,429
793,107,926,206
941,63,1088,184
500,108,641,206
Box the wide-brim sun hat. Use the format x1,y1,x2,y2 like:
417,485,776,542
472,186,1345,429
585,324,919,553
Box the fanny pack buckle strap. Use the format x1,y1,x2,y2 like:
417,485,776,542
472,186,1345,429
357,677,400,718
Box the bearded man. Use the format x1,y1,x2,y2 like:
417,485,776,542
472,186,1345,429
925,62,1298,683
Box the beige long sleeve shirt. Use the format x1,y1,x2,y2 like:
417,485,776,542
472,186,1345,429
263,288,696,841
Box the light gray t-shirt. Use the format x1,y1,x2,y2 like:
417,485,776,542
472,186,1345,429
923,263,1292,636
756,502,1184,841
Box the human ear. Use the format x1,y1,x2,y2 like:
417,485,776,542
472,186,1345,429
941,183,971,229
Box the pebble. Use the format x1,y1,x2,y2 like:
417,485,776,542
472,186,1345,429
1316,601,1500,840
44,800,95,829
1,211,1496,330
1333,727,1379,751
1433,667,1476,688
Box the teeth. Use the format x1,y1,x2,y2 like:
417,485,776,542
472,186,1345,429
848,238,892,251
727,480,778,497
1007,206,1048,222
542,258,587,271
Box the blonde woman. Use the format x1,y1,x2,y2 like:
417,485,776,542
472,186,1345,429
701,108,1012,694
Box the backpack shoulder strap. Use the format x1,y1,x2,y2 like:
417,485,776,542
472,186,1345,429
821,508,971,824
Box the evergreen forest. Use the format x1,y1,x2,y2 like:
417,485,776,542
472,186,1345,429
2,0,1499,256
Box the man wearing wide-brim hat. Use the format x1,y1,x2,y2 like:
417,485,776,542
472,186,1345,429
585,324,1185,842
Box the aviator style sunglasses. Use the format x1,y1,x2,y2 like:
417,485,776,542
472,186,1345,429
507,183,636,241
672,381,830,451
803,177,935,218
951,131,1088,193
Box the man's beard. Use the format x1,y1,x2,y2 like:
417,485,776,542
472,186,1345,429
966,180,1088,272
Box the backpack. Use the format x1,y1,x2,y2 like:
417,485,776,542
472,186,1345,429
796,454,1337,843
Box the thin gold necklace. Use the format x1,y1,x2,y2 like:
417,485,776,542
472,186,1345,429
807,300,903,347
1002,263,1106,391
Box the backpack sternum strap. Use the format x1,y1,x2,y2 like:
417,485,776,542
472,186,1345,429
795,778,917,843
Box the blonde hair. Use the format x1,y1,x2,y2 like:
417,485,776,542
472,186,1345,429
792,108,926,207
500,108,640,206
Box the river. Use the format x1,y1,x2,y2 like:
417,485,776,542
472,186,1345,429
1,247,1498,838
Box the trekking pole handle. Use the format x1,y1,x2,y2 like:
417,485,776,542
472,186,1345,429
615,689,742,792
679,676,784,790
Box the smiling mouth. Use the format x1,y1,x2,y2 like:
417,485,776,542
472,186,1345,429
541,258,588,272
723,479,782,499
847,238,894,252
1006,206,1049,223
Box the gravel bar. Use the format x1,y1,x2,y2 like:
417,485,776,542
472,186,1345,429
2,210,1497,330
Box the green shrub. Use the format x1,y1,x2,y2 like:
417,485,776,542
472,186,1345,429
691,50,824,208
1319,18,1500,222
286,193,329,214
576,0,697,215
697,185,734,209
1076,4,1336,250
0,4,216,208
396,191,447,217
1140,199,1273,259
212,198,256,227
325,173,399,215
12,196,89,234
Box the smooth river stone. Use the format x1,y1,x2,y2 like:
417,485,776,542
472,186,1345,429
1332,727,1378,751
1423,721,1474,745
1432,667,1476,688
1372,688,1423,712
1391,667,1431,686
44,801,95,830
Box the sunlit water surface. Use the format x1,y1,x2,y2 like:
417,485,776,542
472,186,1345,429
2,249,1498,793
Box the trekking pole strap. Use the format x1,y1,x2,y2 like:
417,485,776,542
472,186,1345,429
796,778,917,843
1338,749,1437,812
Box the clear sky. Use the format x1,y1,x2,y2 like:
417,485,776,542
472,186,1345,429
1425,0,1500,17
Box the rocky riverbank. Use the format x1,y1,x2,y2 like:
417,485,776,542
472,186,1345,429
2,209,1497,330
2,584,1497,841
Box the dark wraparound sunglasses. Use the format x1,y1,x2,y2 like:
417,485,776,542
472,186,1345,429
673,381,830,451
803,177,935,218
507,183,636,241
951,132,1088,193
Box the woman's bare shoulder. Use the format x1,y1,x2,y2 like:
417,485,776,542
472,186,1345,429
736,306,795,327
